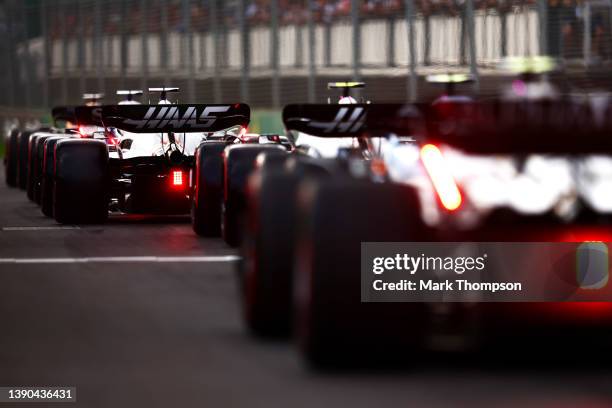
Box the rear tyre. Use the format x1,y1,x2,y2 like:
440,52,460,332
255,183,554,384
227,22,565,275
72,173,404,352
191,142,227,237
41,136,66,217
4,128,19,187
222,144,286,247
35,135,53,205
53,139,109,224
17,130,35,190
241,157,330,337
26,134,41,201
294,180,429,367
242,170,298,336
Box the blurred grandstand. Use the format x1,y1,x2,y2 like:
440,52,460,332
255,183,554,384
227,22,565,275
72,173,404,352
0,0,611,123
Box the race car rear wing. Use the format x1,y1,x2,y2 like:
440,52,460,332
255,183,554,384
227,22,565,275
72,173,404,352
282,104,424,138
284,100,612,153
426,99,612,154
101,104,250,133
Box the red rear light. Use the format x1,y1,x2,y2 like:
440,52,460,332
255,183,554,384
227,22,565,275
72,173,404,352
420,144,462,211
78,126,87,137
371,158,387,178
238,127,248,138
558,228,612,243
172,170,184,187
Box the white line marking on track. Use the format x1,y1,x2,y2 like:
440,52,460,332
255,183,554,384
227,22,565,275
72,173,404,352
2,226,80,231
0,255,241,264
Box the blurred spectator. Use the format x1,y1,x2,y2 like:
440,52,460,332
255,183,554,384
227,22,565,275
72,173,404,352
49,0,554,37
280,0,308,24
246,0,271,25
590,10,609,61
547,0,578,58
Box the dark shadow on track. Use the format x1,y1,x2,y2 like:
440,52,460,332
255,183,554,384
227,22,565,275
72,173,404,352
104,214,191,225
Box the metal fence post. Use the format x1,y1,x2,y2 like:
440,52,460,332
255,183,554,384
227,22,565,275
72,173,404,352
106,3,113,70
180,0,187,65
183,0,195,102
465,0,479,90
583,1,591,65
5,0,15,107
271,0,280,108
200,0,207,70
219,2,228,69
18,0,31,108
94,0,104,97
238,0,249,103
405,0,417,102
307,0,316,103
41,0,50,108
210,0,221,103
324,21,331,67
78,0,86,97
295,23,304,68
525,3,533,56
500,4,507,57
160,0,169,86
120,0,128,90
482,10,489,65
423,11,431,66
460,3,467,65
387,16,396,67
140,0,149,93
537,0,548,56
351,0,361,80
61,0,68,104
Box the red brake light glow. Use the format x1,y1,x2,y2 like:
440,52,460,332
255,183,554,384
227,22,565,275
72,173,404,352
172,170,184,187
420,144,462,211
78,126,87,137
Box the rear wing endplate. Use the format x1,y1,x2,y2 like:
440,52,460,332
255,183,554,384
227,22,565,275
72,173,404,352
282,104,425,138
101,104,250,133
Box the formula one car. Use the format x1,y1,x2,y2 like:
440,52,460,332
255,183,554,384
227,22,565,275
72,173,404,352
288,96,612,366
190,84,360,245
49,99,250,223
116,89,143,104
8,106,77,197
238,82,409,336
36,91,144,217
13,125,52,191
82,93,104,105
191,115,291,245
5,92,104,195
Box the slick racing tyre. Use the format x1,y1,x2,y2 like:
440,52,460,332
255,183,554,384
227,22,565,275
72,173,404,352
4,128,19,187
26,134,42,201
294,179,429,367
41,136,66,217
34,135,53,205
241,157,330,337
17,130,35,190
192,142,227,237
54,139,109,224
30,135,51,204
222,144,286,247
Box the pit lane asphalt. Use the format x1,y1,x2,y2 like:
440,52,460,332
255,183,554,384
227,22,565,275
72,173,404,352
0,167,611,408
